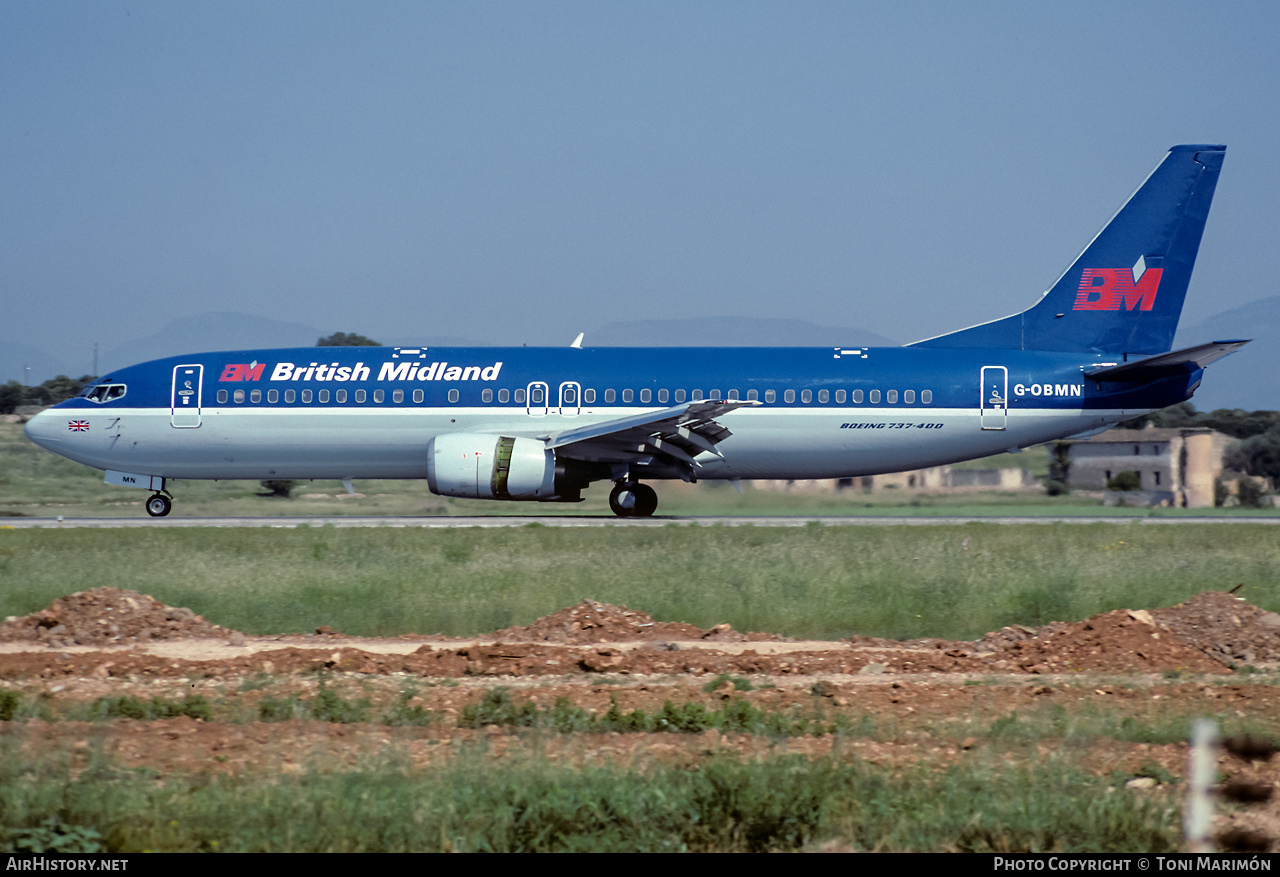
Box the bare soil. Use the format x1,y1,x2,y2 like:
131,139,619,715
4,587,1280,851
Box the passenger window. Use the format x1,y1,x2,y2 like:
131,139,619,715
337,389,347,403
853,389,864,403
870,390,881,403
640,388,650,403
584,389,595,403
448,389,459,403
622,389,633,403
373,389,384,403
658,389,668,403
728,389,738,401
268,389,279,403
217,389,228,404
318,389,329,403
482,389,493,402
887,390,898,404
392,389,403,403
801,390,812,403
251,389,262,403
747,389,758,401
710,389,721,400
285,389,297,403
784,389,795,403
564,387,577,404
234,389,245,403
764,390,775,403
818,389,829,403
412,389,423,403
675,389,686,403
922,389,932,404
692,390,703,401
499,388,510,403
515,389,526,403
904,390,915,404
301,389,313,403
835,389,846,403
531,387,545,404
355,389,366,403
605,389,616,403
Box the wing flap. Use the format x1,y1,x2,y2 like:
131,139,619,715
546,399,759,470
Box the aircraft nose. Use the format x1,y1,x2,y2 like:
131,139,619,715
23,408,65,452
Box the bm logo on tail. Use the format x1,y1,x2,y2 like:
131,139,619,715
1073,256,1163,311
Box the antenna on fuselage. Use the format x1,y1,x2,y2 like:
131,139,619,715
570,333,584,349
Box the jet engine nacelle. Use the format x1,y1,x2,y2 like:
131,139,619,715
426,434,556,500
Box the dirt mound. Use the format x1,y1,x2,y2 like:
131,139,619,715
0,587,235,647
489,600,773,644
1151,591,1280,667
978,608,1231,674
967,590,1280,675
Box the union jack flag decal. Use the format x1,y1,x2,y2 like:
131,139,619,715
68,420,89,432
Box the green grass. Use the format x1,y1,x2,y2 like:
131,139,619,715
1,524,1277,639
0,741,1180,852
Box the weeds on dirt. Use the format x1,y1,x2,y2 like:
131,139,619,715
3,818,105,854
458,687,839,737
256,684,436,726
702,673,754,692
0,739,1181,852
257,683,371,723
0,689,43,721
86,694,212,722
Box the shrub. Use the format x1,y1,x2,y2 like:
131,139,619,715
1106,471,1141,492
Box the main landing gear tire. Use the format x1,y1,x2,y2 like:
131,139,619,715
609,482,657,518
145,493,172,517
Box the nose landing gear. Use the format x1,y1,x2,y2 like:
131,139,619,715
609,480,657,518
145,492,173,517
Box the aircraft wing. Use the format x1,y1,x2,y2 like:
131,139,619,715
1083,340,1250,382
543,400,760,470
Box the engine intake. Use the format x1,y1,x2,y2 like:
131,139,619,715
426,434,558,500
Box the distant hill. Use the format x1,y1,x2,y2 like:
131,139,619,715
91,313,325,376
0,340,74,385
1175,296,1280,411
587,317,898,348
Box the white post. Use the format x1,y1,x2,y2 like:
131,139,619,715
1185,718,1217,853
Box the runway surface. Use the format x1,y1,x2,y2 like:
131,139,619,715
5,514,1280,528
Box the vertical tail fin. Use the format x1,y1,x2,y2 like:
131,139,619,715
911,145,1225,354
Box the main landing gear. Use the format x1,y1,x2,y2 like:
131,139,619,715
145,492,173,517
609,480,657,518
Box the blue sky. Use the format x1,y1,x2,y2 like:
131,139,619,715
3,1,1278,364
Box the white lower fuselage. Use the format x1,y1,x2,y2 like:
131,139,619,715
27,403,1132,483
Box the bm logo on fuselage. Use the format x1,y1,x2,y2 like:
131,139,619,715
219,362,265,381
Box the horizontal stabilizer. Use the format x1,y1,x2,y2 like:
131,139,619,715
1083,340,1249,382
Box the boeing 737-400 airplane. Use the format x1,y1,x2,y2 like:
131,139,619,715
25,145,1245,517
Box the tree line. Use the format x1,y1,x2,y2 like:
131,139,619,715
0,375,95,413
1121,402,1280,486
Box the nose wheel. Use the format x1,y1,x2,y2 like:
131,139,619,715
609,481,657,517
145,492,173,517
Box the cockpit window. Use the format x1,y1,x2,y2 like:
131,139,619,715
84,383,127,403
